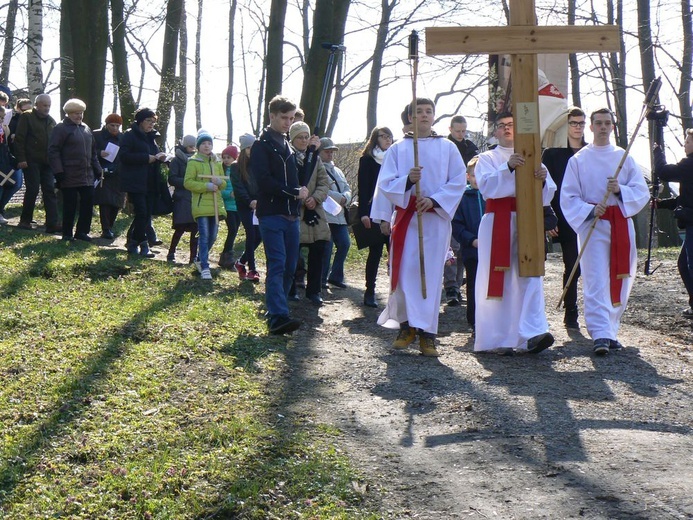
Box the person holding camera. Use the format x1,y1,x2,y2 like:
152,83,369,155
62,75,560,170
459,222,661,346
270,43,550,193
654,128,693,318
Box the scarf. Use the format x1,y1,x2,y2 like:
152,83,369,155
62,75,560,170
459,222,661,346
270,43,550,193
371,146,386,165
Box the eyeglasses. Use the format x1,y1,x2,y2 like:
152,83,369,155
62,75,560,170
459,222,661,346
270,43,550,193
496,122,513,130
378,134,393,140
143,118,156,124
568,121,586,128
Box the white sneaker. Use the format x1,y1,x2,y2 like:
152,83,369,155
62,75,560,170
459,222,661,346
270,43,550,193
0,214,7,225
200,268,212,280
193,258,202,274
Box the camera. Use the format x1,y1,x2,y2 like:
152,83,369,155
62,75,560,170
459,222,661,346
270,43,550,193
646,104,669,126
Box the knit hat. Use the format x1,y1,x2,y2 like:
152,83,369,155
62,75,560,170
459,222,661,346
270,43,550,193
63,98,86,114
222,145,239,160
134,107,156,124
196,130,213,148
319,137,338,150
289,122,310,142
239,133,256,151
105,113,123,125
181,134,196,148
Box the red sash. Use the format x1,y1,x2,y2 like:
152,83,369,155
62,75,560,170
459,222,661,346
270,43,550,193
390,196,433,291
485,197,516,299
599,205,630,306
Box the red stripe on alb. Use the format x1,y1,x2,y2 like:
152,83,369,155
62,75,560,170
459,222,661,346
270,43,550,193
485,197,516,299
599,205,630,306
389,196,434,292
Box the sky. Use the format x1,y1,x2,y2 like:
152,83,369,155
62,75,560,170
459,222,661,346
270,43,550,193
3,0,688,171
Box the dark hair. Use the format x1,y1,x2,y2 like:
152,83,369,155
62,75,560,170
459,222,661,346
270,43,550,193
590,108,615,124
408,97,435,116
268,95,296,115
494,111,513,124
134,107,157,123
400,105,411,126
362,126,393,157
567,106,585,118
238,149,252,184
451,115,467,125
15,98,31,110
0,92,8,103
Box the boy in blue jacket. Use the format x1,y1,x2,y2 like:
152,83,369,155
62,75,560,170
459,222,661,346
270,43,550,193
452,157,484,334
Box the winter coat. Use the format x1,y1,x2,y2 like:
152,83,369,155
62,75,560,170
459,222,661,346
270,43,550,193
0,124,14,173
296,150,331,244
92,126,125,208
323,162,352,225
357,153,381,219
452,186,485,263
13,109,56,166
541,144,584,242
48,117,102,189
184,151,227,220
167,145,196,226
447,135,479,165
221,165,238,212
229,160,258,211
118,121,162,194
655,147,693,211
250,127,302,218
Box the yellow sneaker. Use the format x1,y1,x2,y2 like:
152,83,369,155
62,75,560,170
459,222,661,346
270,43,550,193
393,327,417,349
419,336,440,357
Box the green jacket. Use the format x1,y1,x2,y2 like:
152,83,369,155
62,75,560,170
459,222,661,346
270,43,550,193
184,152,227,219
13,109,57,165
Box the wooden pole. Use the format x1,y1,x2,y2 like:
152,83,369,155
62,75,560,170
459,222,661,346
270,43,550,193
409,30,427,299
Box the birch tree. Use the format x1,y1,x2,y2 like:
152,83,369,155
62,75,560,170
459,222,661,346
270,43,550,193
0,0,20,87
226,0,237,141
27,0,44,96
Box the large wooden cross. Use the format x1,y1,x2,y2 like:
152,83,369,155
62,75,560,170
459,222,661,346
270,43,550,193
426,0,619,276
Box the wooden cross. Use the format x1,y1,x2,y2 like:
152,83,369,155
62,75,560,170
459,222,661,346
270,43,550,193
0,169,15,187
426,0,619,276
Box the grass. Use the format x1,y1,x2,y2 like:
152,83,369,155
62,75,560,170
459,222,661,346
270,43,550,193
0,206,382,519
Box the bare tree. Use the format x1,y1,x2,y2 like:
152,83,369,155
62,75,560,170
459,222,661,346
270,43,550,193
0,0,20,86
111,0,137,125
27,0,44,96
678,0,693,132
226,0,237,142
262,0,288,128
156,0,184,147
567,0,581,107
194,0,202,130
173,0,188,142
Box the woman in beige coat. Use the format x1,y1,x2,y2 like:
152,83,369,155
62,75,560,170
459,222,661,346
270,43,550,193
290,122,331,305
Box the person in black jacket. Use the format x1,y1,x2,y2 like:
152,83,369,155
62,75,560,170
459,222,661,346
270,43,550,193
541,106,588,329
93,113,125,239
166,134,198,263
357,125,393,308
119,107,167,257
250,96,308,335
654,128,693,318
47,98,102,241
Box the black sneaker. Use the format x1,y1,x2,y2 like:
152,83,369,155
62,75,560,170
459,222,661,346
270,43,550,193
527,332,554,354
446,287,461,307
75,233,92,242
593,338,610,356
269,315,301,335
682,307,693,319
564,307,579,329
609,339,624,351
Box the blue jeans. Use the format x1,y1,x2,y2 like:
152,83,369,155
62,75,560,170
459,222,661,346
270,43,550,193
0,169,23,214
196,216,219,270
259,215,300,318
323,223,351,284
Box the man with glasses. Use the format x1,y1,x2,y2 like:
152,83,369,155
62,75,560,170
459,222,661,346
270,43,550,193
473,111,557,354
542,107,588,329
561,108,649,356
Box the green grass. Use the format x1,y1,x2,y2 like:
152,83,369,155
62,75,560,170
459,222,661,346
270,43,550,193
0,208,382,519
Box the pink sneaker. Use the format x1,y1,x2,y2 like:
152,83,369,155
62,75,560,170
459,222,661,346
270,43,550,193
245,270,260,283
234,260,247,279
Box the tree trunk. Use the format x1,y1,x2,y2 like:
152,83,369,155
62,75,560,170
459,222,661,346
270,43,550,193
365,0,395,137
567,0,581,107
226,0,237,142
60,0,109,130
173,0,188,143
0,0,19,87
299,0,350,136
27,0,44,96
679,0,693,132
263,0,288,128
111,0,136,126
195,0,203,130
156,0,184,148
607,0,627,148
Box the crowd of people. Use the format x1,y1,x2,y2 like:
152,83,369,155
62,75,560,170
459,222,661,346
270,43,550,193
1,91,691,356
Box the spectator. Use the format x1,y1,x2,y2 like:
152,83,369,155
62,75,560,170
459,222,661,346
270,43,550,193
219,144,242,272
13,93,59,232
48,98,102,241
93,113,125,239
167,134,198,263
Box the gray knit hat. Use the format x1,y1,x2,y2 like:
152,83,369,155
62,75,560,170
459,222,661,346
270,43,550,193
239,133,256,151
181,135,196,148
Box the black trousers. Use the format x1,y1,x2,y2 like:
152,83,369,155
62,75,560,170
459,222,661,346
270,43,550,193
99,204,120,232
365,234,389,292
127,192,153,244
21,162,59,226
464,258,478,327
560,236,580,311
305,240,327,296
61,185,94,237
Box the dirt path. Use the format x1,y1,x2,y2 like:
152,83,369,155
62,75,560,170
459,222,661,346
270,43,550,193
283,253,693,519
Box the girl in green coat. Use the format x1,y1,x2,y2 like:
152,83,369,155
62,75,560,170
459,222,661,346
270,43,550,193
183,131,226,280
